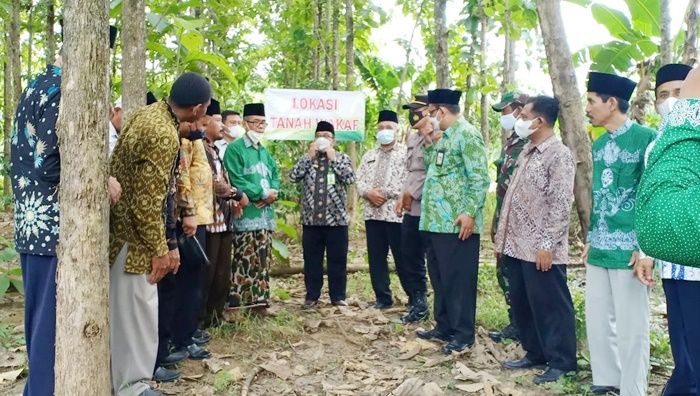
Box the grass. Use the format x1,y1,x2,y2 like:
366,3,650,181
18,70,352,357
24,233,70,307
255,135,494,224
475,264,509,331
0,323,24,349
209,307,304,347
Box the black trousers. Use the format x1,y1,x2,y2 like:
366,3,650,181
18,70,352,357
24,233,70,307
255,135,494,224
302,225,348,302
156,272,176,365
171,225,207,348
365,220,403,306
505,255,577,372
399,214,427,303
201,231,233,328
424,232,480,344
662,279,700,396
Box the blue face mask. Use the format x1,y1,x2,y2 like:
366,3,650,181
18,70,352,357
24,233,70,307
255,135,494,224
376,129,396,145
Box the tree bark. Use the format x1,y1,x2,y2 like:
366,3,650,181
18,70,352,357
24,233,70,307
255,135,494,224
345,0,358,221
122,0,147,121
46,0,56,64
27,3,34,78
434,0,450,88
536,0,592,237
503,0,516,91
2,59,11,200
312,0,321,82
331,0,340,90
478,5,490,151
630,62,653,124
6,0,21,198
683,0,699,65
660,0,672,65
54,0,111,393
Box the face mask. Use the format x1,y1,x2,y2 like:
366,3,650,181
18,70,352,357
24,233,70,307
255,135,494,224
658,97,678,120
514,118,536,139
315,137,331,151
429,116,441,133
500,113,517,131
376,129,396,145
248,130,264,145
408,110,423,127
228,125,246,139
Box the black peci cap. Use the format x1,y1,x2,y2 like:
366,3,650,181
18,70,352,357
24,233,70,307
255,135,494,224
587,71,637,102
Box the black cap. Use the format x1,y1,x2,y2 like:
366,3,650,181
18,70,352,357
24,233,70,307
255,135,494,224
243,103,265,117
587,71,637,102
169,72,212,107
428,89,462,106
378,110,398,123
315,121,335,135
59,19,118,50
146,91,158,105
206,98,221,116
402,94,429,110
656,64,692,90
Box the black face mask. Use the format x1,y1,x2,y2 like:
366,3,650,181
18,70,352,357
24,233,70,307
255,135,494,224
408,109,424,127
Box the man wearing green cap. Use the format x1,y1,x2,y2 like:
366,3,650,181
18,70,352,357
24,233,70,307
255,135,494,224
489,91,529,343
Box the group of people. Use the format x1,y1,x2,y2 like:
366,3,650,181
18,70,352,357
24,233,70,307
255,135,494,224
9,21,700,396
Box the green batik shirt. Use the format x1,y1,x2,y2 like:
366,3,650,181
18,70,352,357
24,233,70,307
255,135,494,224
494,132,527,231
587,120,656,269
637,99,700,267
223,133,279,232
420,117,490,234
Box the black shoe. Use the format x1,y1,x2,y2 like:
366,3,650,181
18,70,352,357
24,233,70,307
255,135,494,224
176,344,211,360
442,340,473,354
489,323,520,343
502,357,547,370
153,366,180,383
590,385,621,395
416,328,452,342
371,301,393,310
402,294,429,324
192,329,211,345
534,368,569,385
139,388,165,396
302,300,319,310
160,349,188,366
331,300,348,306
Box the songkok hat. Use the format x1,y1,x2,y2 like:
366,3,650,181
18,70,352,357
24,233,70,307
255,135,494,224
243,103,265,117
656,64,692,90
315,121,335,135
206,98,221,116
146,91,158,105
378,110,398,123
587,71,637,102
169,72,212,107
428,89,462,106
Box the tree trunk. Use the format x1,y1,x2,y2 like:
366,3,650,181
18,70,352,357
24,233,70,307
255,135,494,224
54,0,111,393
122,0,147,121
660,0,672,65
630,62,653,124
312,0,320,82
27,3,34,78
2,59,11,201
503,0,516,91
46,0,56,64
395,0,425,113
478,5,490,151
345,0,358,222
7,0,21,198
331,0,340,90
683,0,699,65
434,0,450,88
536,0,592,237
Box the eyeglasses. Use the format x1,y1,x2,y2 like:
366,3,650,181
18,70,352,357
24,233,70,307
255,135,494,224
246,119,267,127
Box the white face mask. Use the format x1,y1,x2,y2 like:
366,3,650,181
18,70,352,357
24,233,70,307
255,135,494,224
228,125,246,139
315,137,331,151
500,113,517,131
376,129,396,145
248,130,264,144
429,116,441,133
658,97,678,120
514,118,537,139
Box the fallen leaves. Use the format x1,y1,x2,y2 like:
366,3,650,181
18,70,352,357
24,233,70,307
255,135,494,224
0,368,22,384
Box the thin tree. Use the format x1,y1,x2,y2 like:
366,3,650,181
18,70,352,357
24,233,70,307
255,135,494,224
122,0,147,120
503,0,516,91
6,0,21,198
683,0,699,65
434,0,450,88
478,3,490,151
54,0,112,393
345,0,358,219
536,0,592,236
46,0,56,65
660,0,672,65
331,0,340,90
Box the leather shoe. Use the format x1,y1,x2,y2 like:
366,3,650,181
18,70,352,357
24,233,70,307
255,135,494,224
302,300,319,309
416,328,452,342
590,385,620,395
331,300,348,306
139,389,165,396
534,368,570,385
502,357,547,370
175,344,211,360
401,306,429,324
192,329,211,346
489,323,520,343
442,340,473,354
160,349,188,366
371,301,393,310
153,366,180,383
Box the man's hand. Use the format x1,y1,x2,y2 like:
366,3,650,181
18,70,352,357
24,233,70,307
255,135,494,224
536,250,553,272
239,192,250,208
394,198,403,217
255,190,278,208
167,247,181,275
108,176,122,206
366,188,387,208
582,243,590,265
454,214,475,241
148,253,171,284
308,141,318,158
326,147,337,161
182,215,197,237
633,257,655,287
401,191,413,211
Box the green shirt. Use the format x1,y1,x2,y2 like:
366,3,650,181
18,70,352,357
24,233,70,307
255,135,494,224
419,117,490,234
223,134,279,232
587,120,656,269
637,99,700,267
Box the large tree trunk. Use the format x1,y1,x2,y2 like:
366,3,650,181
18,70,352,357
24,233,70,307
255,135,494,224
660,0,672,65
330,0,340,90
54,0,111,393
46,0,56,64
2,59,11,201
122,0,147,121
478,5,490,151
312,0,321,83
6,0,21,199
345,0,358,221
536,0,592,237
434,0,450,88
683,0,699,65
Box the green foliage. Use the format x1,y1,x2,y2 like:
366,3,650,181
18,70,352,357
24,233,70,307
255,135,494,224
0,243,21,297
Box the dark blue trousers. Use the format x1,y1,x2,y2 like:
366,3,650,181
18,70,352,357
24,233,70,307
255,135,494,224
21,254,57,396
505,256,577,372
171,225,207,348
663,279,700,396
398,215,427,304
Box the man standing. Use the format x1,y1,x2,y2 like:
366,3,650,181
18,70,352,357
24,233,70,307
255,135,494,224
109,72,212,396
109,92,157,155
291,121,355,309
395,95,430,323
356,110,407,309
224,103,279,312
583,71,656,396
489,91,528,343
416,89,490,354
496,96,577,384
218,109,244,154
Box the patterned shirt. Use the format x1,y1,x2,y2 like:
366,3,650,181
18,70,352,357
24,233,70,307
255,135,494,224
638,99,700,268
11,65,62,256
420,117,490,234
204,138,235,233
177,137,214,225
494,132,527,231
289,152,355,226
587,120,656,270
109,101,180,274
402,133,426,217
495,136,575,264
356,143,407,223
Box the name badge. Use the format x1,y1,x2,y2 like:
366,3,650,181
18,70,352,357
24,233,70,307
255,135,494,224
327,173,336,186
436,150,445,167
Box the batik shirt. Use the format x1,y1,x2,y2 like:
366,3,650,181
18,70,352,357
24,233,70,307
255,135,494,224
493,132,526,232
495,136,575,264
587,120,655,269
356,143,407,223
223,133,279,232
11,65,62,256
420,117,490,234
637,99,700,268
177,137,214,225
290,152,355,226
